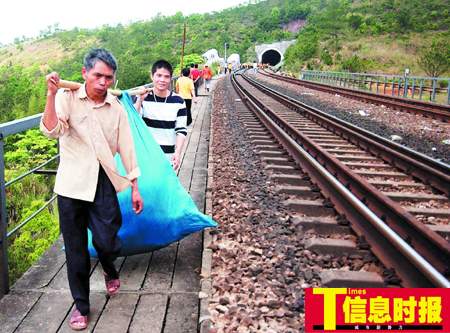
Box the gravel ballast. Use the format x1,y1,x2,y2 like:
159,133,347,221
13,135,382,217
252,73,450,165
208,78,305,332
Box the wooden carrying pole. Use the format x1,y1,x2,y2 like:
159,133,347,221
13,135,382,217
57,80,151,96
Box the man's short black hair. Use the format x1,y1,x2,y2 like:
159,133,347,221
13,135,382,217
190,63,194,68
194,64,198,68
84,48,117,72
182,68,190,77
152,59,173,76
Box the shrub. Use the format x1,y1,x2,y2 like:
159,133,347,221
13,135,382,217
417,38,450,77
320,49,333,66
8,202,59,283
340,55,369,73
438,79,448,89
347,13,364,30
284,30,319,71
3,128,58,283
4,129,57,170
174,53,204,76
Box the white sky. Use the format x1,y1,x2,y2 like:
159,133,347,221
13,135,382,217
0,0,247,45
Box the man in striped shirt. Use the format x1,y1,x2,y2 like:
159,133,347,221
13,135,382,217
135,60,187,170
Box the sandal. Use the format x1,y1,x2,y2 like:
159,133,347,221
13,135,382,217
69,308,88,331
104,273,120,296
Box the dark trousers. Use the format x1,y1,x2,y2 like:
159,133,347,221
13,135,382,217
194,80,199,97
185,99,192,126
57,167,122,315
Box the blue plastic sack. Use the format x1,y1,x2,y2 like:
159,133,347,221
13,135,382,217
88,92,217,257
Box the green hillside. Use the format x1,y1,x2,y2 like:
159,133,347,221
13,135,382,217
1,0,449,124
283,0,450,75
0,0,306,123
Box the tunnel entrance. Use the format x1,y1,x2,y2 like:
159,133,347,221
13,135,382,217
261,49,282,66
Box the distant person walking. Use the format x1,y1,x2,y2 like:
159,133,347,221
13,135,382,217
202,65,213,93
227,63,232,74
176,67,196,126
41,48,143,331
190,63,201,97
135,59,187,170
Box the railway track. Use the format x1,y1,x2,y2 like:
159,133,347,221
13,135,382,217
260,70,450,123
230,71,450,288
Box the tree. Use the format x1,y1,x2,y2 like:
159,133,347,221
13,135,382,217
284,30,319,71
418,38,450,77
311,0,349,51
244,47,257,63
271,7,281,23
173,53,204,75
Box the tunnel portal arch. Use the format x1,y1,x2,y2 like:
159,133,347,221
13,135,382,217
261,49,282,66
255,40,296,67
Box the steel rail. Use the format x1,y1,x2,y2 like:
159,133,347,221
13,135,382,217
260,70,450,122
232,76,450,288
232,73,450,285
245,74,450,195
242,73,450,270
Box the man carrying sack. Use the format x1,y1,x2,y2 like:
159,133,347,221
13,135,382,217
40,48,143,331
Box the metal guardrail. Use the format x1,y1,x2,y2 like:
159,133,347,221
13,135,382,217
301,70,450,105
0,113,54,297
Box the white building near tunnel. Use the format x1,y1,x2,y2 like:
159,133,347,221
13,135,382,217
202,48,223,66
227,54,240,70
255,40,296,66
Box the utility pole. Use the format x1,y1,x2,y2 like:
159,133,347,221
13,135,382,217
224,42,228,63
180,22,187,73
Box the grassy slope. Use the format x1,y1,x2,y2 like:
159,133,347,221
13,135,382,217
0,35,98,68
0,40,65,67
336,31,449,76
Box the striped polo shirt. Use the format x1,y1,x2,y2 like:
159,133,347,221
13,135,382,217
139,91,188,156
